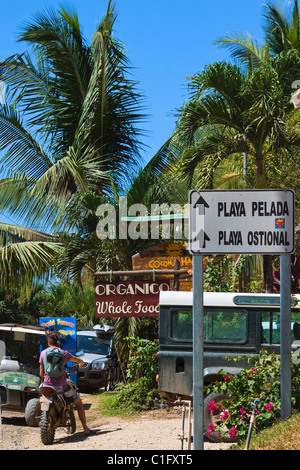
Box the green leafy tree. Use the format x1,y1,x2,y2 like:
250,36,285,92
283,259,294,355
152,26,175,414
0,2,145,290
36,282,95,327
177,55,299,188
111,337,160,412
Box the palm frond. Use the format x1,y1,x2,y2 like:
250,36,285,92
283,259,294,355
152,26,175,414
214,32,270,70
0,239,61,291
180,126,248,183
0,223,55,242
84,4,146,186
0,104,52,178
263,0,300,53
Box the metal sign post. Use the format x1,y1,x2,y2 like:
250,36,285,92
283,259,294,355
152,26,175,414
192,255,204,450
189,189,295,450
280,254,292,419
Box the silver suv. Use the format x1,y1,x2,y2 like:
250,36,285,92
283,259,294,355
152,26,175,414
76,325,115,390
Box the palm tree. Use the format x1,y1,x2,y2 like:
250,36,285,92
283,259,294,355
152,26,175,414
178,57,298,181
214,1,300,68
0,2,146,289
176,55,300,291
196,0,300,291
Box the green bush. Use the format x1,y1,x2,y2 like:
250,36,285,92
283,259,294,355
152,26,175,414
116,377,160,412
205,350,300,441
125,337,158,385
105,337,160,413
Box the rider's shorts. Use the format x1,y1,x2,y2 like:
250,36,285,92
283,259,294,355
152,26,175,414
40,384,79,402
62,384,79,402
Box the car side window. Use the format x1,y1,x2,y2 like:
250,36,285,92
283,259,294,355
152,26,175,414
170,310,192,341
204,309,247,343
170,308,247,343
261,311,300,344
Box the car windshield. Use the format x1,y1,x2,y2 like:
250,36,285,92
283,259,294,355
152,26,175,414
77,334,111,355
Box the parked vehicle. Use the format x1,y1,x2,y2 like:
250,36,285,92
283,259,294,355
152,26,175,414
37,365,78,445
158,291,300,439
0,324,45,424
76,325,118,390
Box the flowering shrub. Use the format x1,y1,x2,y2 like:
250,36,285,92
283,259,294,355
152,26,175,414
204,350,300,440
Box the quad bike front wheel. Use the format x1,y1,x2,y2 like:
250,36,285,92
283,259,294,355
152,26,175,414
40,407,57,445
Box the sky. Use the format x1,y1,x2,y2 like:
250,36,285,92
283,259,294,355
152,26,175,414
0,0,273,225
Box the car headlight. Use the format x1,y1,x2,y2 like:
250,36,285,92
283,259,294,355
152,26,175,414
91,360,105,370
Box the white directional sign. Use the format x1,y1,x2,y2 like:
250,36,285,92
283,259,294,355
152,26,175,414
189,189,295,254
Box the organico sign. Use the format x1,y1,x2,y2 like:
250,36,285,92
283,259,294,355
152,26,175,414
94,280,170,318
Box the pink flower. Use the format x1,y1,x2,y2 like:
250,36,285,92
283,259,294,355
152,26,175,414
229,426,237,439
247,367,257,377
239,408,246,419
207,423,215,434
207,401,215,413
221,410,229,421
207,400,223,415
264,402,274,413
224,374,232,381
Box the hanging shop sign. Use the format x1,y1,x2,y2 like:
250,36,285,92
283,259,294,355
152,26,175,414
94,280,170,318
132,241,192,291
132,241,192,271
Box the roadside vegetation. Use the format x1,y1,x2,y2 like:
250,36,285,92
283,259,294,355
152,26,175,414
205,350,300,442
98,337,160,415
234,412,300,450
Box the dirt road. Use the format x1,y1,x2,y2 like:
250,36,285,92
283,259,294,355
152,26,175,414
0,393,234,451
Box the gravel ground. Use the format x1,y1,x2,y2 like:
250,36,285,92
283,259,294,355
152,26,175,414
0,393,235,451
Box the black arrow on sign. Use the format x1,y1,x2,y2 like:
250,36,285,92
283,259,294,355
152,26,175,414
193,195,209,215
190,229,210,249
